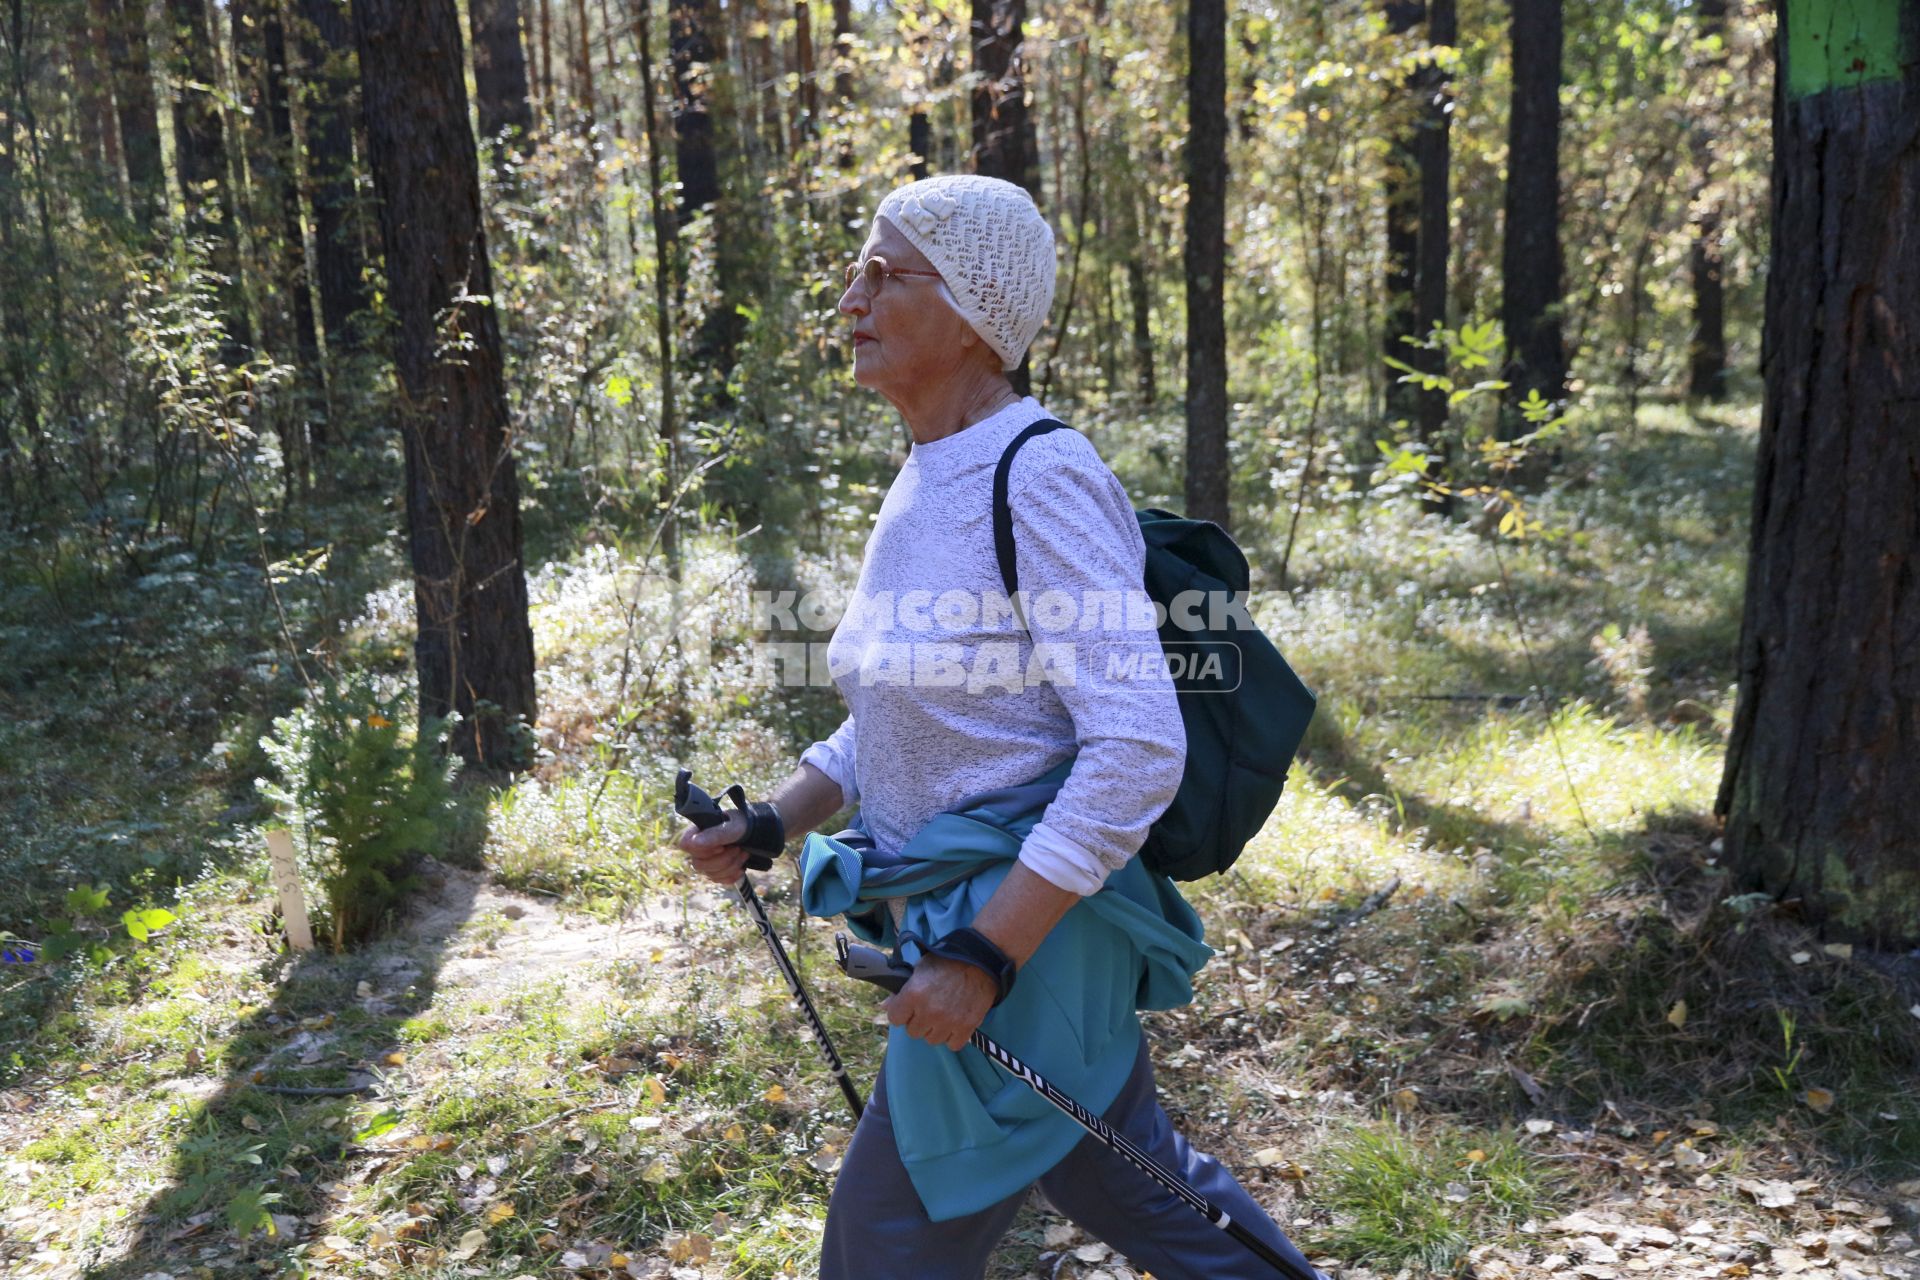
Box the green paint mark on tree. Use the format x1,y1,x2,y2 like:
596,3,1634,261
1786,0,1904,98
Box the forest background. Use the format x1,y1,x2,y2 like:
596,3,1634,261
1,0,1917,1278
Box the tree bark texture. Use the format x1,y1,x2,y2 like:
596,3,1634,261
1184,0,1229,530
351,0,539,770
571,0,595,134
1414,0,1455,481
1687,0,1729,400
1716,0,1920,947
234,0,319,376
100,0,164,226
793,0,816,146
1499,0,1567,435
670,0,720,214
470,0,535,147
295,0,370,355
970,0,1039,199
1383,0,1423,427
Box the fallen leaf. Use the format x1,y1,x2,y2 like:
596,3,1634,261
643,1076,668,1105
723,1123,745,1142
1044,1224,1078,1247
449,1228,485,1262
763,1083,787,1104
485,1201,515,1223
1074,1242,1111,1262
384,1052,407,1067
1667,1000,1688,1029
1822,943,1853,960
1252,1147,1289,1167
1525,1118,1554,1135
1791,952,1812,965
1802,1087,1835,1114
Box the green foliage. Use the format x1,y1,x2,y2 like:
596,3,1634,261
1309,1124,1553,1273
256,675,460,952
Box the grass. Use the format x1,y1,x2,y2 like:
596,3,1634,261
5,399,1919,1279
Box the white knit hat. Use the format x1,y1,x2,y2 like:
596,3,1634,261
872,175,1056,371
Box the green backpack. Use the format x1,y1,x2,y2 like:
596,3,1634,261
992,420,1317,882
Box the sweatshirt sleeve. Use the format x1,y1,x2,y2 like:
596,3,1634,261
1007,437,1185,895
799,713,860,809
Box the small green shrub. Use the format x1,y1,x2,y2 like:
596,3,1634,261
257,675,459,952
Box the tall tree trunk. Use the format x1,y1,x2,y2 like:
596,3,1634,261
1414,0,1455,503
1716,0,1920,948
793,0,816,147
670,0,719,213
166,0,253,349
1382,1,1423,428
909,106,931,178
235,3,317,359
634,0,679,560
1499,0,1566,438
831,0,853,174
970,0,1039,394
0,26,38,505
1686,0,1729,401
1184,0,1228,529
296,0,369,357
571,0,595,135
1124,177,1154,405
83,0,127,207
100,0,164,226
537,0,553,129
351,0,539,770
470,0,535,149
969,0,1038,196
65,5,113,180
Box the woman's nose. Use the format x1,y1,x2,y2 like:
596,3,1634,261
837,282,869,318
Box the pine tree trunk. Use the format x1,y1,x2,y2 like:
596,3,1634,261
64,6,113,179
634,0,680,561
537,0,554,129
1382,0,1423,427
470,0,535,148
1687,0,1729,401
970,0,1039,394
572,0,596,135
1716,0,1920,948
295,0,369,357
670,0,720,213
969,0,1037,195
0,37,38,502
164,0,253,348
1414,0,1454,500
1499,0,1566,437
100,0,164,226
351,0,539,771
82,0,127,206
1183,0,1228,530
234,0,320,378
794,0,816,147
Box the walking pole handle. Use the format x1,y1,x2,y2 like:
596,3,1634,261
674,768,775,871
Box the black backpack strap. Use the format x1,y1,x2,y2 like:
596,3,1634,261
992,418,1074,627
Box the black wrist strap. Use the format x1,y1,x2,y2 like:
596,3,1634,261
920,926,1018,1007
722,785,786,870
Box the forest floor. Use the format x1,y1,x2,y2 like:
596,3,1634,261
3,401,1919,1280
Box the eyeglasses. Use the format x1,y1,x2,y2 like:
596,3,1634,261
842,255,945,296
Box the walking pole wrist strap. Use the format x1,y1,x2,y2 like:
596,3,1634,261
904,927,1018,1007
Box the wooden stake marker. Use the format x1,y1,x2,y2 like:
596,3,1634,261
266,828,315,952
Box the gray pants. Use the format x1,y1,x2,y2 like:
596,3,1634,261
820,1035,1325,1280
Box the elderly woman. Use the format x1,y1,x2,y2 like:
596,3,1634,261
677,175,1322,1280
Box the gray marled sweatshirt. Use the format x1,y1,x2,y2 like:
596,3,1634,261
799,397,1185,896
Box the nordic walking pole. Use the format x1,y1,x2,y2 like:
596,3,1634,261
673,769,865,1121
836,935,1323,1280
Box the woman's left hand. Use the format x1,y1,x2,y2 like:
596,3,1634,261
884,954,999,1051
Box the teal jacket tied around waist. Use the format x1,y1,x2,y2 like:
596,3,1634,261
797,759,1213,1222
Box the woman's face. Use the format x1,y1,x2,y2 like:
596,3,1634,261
837,218,984,397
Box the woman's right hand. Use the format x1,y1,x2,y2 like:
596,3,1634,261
677,813,752,884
